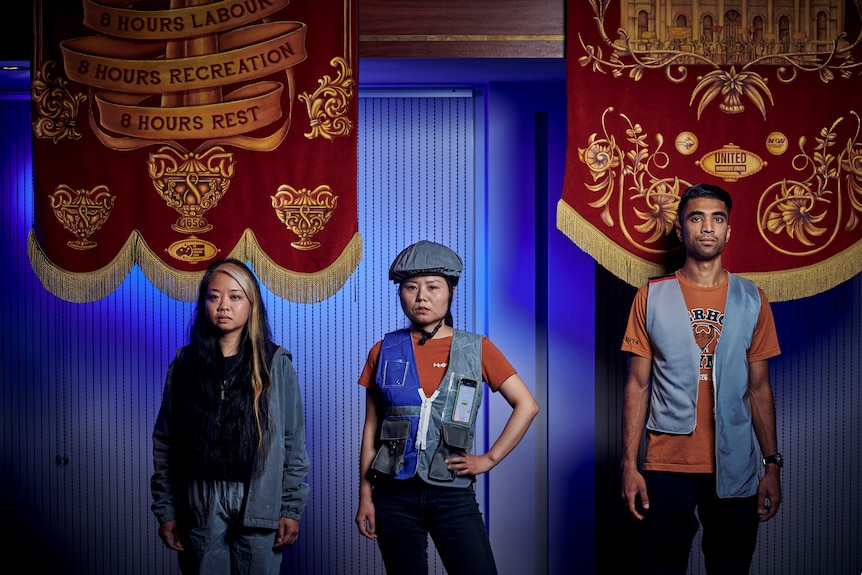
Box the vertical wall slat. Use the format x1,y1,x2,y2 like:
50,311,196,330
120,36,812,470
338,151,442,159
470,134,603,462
2,89,474,574
5,80,861,574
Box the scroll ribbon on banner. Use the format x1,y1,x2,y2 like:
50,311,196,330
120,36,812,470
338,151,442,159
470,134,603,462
30,0,359,303
558,0,862,302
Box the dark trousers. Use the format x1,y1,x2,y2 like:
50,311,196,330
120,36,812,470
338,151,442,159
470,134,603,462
372,477,498,575
642,471,759,575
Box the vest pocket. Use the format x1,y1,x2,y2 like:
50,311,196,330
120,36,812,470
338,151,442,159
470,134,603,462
371,418,411,475
429,422,473,481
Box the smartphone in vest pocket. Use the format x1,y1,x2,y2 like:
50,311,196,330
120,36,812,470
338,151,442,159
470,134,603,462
452,378,478,423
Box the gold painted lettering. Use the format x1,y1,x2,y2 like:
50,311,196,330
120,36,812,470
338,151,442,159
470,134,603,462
211,106,262,129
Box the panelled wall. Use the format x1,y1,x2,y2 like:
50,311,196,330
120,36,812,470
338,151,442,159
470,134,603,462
4,91,474,574
2,62,574,575
3,90,480,575
3,56,861,575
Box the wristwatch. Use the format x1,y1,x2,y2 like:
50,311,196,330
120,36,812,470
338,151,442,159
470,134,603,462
762,453,783,468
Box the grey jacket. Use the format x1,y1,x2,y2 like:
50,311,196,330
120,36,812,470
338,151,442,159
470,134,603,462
151,346,310,528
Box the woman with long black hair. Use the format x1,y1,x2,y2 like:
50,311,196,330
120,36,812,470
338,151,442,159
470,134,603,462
152,258,309,575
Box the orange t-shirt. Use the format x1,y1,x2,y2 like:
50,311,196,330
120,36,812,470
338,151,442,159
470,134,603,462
621,272,781,472
358,332,516,396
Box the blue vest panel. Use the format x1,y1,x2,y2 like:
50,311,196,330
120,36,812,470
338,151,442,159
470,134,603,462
373,329,483,487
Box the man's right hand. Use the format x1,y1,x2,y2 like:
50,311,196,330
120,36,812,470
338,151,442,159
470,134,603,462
621,467,650,520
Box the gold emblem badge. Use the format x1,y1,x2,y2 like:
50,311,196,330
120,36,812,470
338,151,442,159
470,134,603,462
697,144,765,182
166,236,220,263
675,132,698,156
765,132,789,156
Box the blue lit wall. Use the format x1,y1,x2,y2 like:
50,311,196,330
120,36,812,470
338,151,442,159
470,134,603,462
3,58,594,575
3,57,860,575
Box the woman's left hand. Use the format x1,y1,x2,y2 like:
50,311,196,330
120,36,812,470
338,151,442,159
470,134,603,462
445,374,539,478
274,517,300,548
445,452,493,476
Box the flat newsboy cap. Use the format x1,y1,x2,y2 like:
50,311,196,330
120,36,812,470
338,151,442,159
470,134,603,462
388,240,463,285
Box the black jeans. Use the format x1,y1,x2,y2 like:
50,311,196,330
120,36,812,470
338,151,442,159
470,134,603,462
642,471,759,575
372,477,498,575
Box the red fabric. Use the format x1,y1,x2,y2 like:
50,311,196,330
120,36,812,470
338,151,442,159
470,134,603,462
559,0,862,300
31,0,358,301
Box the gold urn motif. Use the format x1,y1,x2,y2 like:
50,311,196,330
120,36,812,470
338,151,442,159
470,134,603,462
271,185,338,250
49,184,115,250
148,146,236,234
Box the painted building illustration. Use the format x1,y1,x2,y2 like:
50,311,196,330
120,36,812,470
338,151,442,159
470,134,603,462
621,0,850,63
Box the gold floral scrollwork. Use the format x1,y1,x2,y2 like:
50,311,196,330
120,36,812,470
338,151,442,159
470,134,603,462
758,112,862,254
271,185,338,250
845,118,862,232
49,184,115,250
690,66,773,120
579,107,690,253
147,146,236,235
31,60,87,143
298,57,355,140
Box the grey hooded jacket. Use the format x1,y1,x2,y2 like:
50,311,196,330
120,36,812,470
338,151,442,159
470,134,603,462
151,346,310,528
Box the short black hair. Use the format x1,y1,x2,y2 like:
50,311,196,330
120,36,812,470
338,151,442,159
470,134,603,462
678,183,732,218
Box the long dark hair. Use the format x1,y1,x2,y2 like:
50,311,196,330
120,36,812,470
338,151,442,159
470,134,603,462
175,259,275,480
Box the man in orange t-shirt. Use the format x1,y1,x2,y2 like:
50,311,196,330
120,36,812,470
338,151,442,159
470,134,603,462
620,183,782,574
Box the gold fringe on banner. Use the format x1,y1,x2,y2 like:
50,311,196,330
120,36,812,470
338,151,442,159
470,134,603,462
29,229,363,304
556,199,862,303
28,230,137,304
244,229,363,303
135,234,217,303
738,241,862,303
556,199,664,285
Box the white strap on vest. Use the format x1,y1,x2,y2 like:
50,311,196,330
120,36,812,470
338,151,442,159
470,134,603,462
415,389,439,450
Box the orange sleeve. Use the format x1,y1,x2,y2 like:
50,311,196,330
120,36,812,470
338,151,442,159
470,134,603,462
748,289,781,362
357,340,383,388
481,336,517,392
621,285,652,359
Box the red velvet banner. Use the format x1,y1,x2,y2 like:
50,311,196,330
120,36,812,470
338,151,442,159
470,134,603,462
30,0,359,303
559,0,862,301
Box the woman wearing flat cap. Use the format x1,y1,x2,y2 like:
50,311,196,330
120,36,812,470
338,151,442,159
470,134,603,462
355,240,539,575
